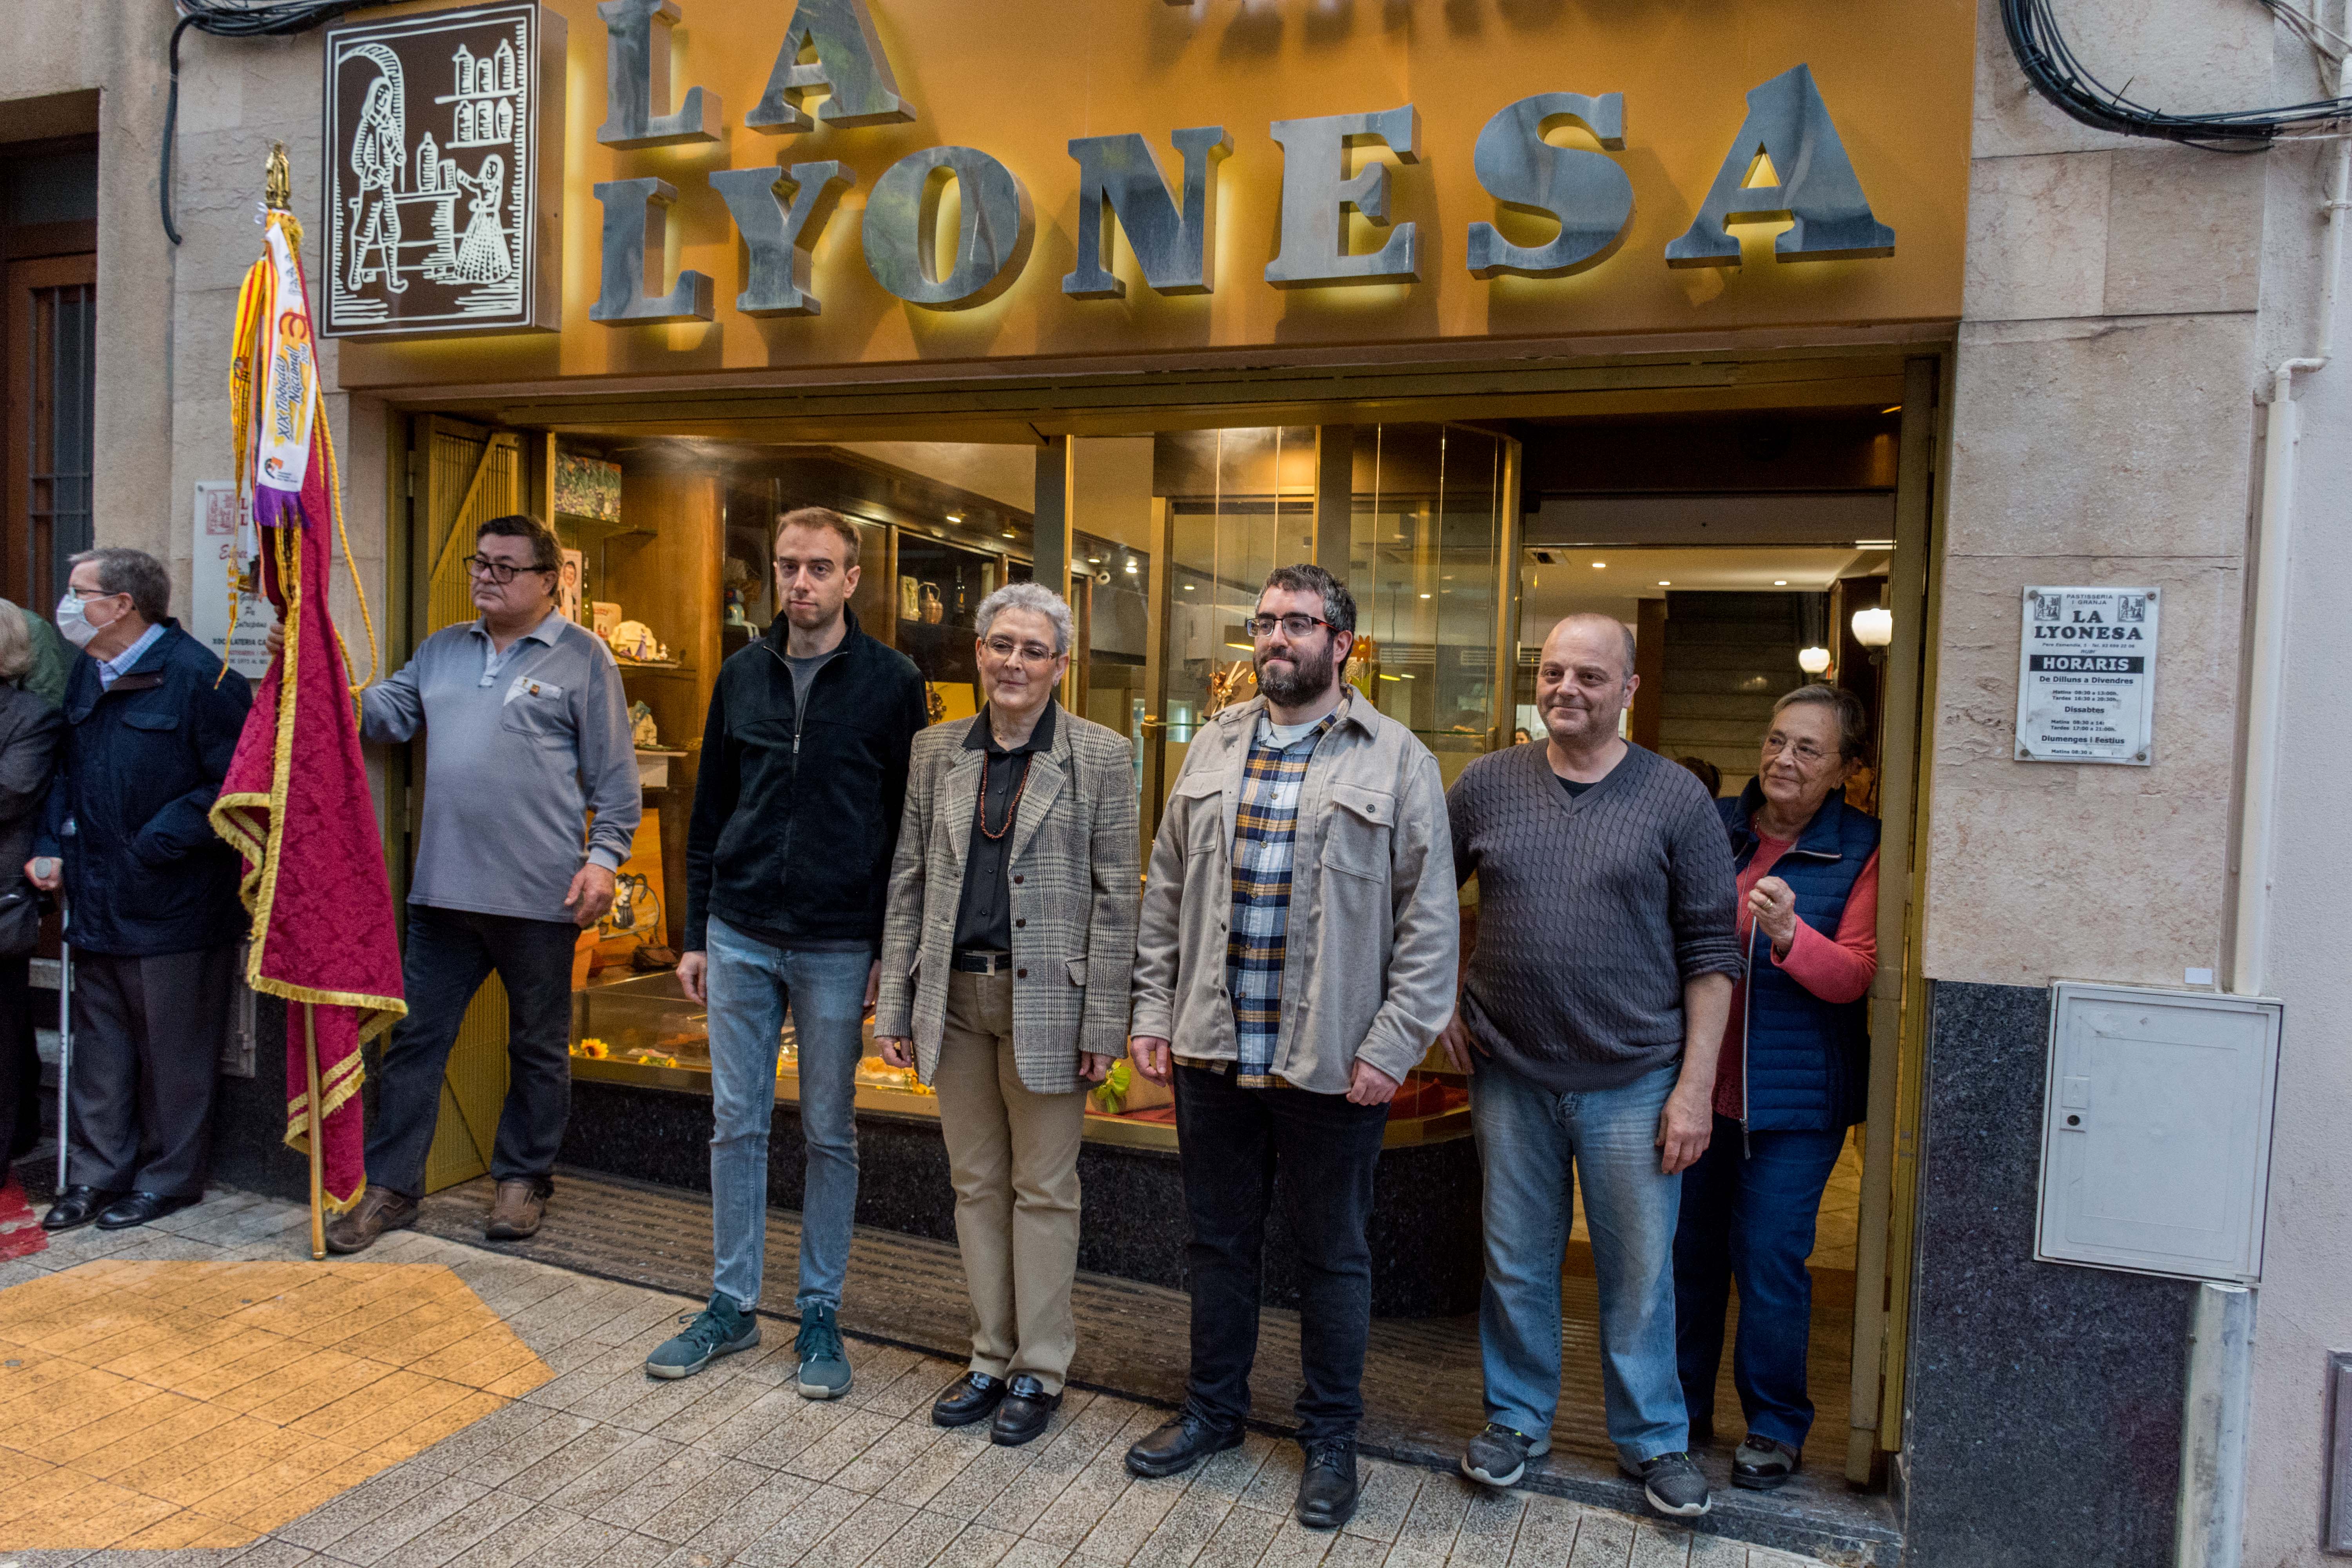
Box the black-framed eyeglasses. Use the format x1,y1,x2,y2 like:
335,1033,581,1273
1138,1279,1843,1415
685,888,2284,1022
1245,613,1335,639
465,554,554,585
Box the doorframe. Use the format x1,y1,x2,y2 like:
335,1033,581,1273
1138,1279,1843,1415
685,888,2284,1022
1844,352,1948,1479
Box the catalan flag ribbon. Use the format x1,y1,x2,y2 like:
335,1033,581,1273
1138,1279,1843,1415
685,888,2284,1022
210,166,405,1234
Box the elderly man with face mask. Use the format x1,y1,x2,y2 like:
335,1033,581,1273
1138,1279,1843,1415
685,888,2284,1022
30,548,250,1233
1123,564,1457,1531
1441,613,1741,1519
869,582,1138,1448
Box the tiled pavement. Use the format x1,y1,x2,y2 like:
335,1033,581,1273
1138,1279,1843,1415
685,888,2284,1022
0,1191,1842,1568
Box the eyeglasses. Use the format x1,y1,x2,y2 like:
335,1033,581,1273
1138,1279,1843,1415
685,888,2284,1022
1245,613,1336,639
465,554,553,584
1761,734,1837,765
982,636,1060,667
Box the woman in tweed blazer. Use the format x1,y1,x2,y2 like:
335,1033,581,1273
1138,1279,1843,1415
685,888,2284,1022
873,583,1139,1447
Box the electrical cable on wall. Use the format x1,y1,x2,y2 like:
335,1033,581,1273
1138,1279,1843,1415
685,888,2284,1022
163,0,365,244
2004,0,2352,145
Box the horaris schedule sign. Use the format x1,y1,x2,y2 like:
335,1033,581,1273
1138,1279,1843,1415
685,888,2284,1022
2015,587,2161,766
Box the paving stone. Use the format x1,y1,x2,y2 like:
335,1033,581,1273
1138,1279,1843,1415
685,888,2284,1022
1507,1494,1586,1568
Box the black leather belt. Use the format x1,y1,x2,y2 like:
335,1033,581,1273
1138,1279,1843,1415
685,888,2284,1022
951,950,1014,975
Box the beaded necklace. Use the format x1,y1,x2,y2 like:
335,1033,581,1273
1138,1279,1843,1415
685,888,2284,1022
976,736,1038,841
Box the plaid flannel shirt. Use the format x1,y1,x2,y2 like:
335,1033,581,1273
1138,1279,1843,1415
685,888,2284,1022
1225,708,1342,1086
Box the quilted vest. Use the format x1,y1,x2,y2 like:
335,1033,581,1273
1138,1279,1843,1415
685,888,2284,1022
1720,781,1881,1133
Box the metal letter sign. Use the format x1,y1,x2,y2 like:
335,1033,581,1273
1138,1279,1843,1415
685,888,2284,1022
588,176,716,323
1266,106,1421,287
2014,586,2160,765
1063,127,1232,299
748,0,915,134
321,2,566,339
710,161,855,316
1466,94,1633,279
1667,65,1895,267
595,0,722,149
862,147,1034,309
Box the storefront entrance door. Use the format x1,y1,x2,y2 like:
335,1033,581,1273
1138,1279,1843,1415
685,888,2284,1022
411,413,526,1193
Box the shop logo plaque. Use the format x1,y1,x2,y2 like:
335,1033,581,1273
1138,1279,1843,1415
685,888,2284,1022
320,2,567,339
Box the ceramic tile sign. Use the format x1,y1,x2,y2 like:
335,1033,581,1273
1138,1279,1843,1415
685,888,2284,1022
321,1,566,338
190,481,274,680
2015,586,2159,765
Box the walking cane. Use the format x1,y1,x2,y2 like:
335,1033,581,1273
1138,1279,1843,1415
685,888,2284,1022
52,899,69,1196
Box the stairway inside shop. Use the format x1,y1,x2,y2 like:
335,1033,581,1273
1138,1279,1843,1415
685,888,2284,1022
1657,591,1807,796
395,1165,1901,1565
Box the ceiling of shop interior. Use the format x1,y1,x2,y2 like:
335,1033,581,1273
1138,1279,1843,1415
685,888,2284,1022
1519,545,1891,635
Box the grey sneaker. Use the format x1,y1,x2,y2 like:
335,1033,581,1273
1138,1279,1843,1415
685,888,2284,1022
1622,1451,1712,1518
1461,1422,1550,1488
645,1292,760,1380
794,1302,853,1399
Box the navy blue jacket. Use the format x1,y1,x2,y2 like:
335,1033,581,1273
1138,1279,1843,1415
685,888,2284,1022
36,621,252,956
1721,780,1880,1133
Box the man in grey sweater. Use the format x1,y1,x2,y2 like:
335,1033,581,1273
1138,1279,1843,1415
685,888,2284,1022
1441,613,1740,1518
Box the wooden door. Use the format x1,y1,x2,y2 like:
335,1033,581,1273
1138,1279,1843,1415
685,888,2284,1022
412,415,527,1193
4,253,96,609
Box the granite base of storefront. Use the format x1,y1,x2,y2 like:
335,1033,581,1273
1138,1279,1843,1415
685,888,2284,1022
559,1076,1485,1318
1898,979,2196,1566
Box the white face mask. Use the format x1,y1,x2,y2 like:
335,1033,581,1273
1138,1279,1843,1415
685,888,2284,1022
55,592,111,650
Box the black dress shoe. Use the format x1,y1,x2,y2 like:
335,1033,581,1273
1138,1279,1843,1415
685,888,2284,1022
1126,1409,1245,1478
41,1186,123,1232
1732,1434,1800,1490
1294,1437,1360,1530
932,1371,1008,1428
96,1192,202,1231
991,1375,1061,1447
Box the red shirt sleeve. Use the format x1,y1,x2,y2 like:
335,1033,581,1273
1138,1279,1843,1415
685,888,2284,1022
1773,848,1879,1004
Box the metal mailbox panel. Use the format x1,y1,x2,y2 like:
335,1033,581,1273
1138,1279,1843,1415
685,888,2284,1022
2036,984,2281,1283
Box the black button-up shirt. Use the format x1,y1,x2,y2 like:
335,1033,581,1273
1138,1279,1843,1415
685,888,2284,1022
953,702,1058,953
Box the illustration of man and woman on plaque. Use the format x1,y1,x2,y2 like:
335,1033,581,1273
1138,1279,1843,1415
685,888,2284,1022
341,37,520,308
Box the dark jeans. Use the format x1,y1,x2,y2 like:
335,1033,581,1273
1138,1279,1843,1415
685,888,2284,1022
1672,1114,1849,1449
1172,1063,1389,1441
67,946,234,1196
366,904,579,1201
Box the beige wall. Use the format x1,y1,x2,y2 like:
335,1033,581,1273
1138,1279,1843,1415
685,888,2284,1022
1927,0,2271,990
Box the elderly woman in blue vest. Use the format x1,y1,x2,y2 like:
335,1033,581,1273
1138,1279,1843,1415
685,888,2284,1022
1673,684,1880,1492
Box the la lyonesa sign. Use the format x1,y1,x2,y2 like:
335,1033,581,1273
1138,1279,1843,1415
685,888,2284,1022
325,0,1970,388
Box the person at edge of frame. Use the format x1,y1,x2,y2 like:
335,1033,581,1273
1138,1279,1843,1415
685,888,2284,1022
1673,684,1882,1493
34,548,251,1234
871,581,1140,1448
1123,563,1459,1533
319,513,638,1253
1441,613,1741,1521
642,507,926,1402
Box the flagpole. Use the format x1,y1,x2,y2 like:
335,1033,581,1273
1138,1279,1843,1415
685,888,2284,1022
303,1003,325,1261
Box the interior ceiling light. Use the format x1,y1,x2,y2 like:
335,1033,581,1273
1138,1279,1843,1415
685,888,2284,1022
1181,584,1194,590
1124,560,1138,573
1798,646,1833,675
946,512,964,523
1853,606,1895,648
1657,581,1672,587
1774,579,1789,586
1882,405,1902,414
1419,592,1433,599
1591,561,1607,569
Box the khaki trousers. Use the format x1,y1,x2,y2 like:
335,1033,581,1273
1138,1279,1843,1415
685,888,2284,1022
933,969,1086,1392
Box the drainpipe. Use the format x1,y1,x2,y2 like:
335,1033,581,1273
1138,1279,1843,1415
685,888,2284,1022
2176,1283,2257,1568
2230,63,2352,999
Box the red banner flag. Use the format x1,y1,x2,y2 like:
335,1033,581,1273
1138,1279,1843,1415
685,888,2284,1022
211,203,406,1215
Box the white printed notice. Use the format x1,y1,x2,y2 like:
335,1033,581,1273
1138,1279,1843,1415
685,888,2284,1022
190,481,275,680
2015,586,2159,765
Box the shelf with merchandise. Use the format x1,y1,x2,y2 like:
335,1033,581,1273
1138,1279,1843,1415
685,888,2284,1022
565,972,1468,1150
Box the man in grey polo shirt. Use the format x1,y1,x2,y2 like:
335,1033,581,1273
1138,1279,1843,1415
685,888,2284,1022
325,513,639,1253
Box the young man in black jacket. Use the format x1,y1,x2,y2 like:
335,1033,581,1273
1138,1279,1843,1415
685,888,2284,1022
647,508,926,1394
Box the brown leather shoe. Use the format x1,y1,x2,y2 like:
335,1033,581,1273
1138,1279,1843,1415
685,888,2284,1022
485,1179,547,1241
324,1187,417,1255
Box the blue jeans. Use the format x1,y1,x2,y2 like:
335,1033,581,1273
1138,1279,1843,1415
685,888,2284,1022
1471,1057,1688,1465
1673,1116,1848,1450
705,916,873,1314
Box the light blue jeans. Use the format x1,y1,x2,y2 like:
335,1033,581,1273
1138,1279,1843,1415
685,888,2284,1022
705,915,873,1315
1471,1056,1690,1465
